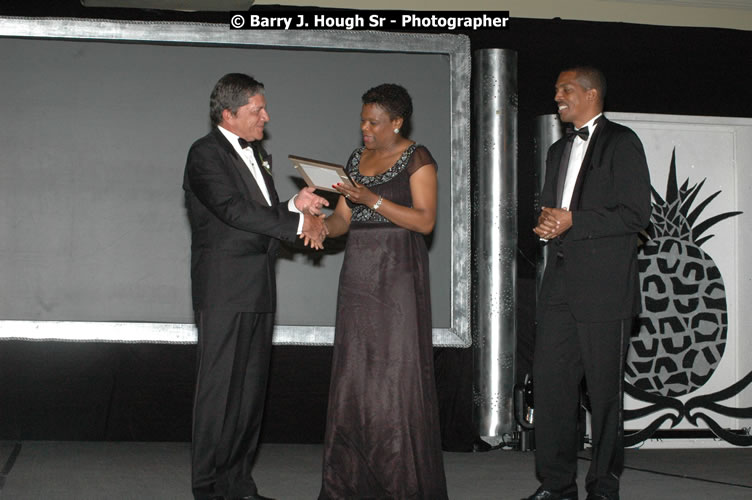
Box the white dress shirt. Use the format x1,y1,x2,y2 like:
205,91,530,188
217,126,303,233
560,113,602,210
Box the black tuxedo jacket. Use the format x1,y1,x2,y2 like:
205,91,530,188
539,117,652,322
183,127,299,312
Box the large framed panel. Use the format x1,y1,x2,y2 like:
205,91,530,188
608,112,752,447
0,18,471,346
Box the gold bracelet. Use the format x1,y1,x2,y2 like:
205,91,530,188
371,195,383,210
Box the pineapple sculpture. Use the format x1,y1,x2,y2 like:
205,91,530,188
626,149,742,397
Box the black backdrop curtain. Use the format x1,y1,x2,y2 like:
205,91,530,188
0,4,750,449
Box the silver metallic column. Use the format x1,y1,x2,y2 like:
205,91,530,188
472,49,518,445
533,114,564,295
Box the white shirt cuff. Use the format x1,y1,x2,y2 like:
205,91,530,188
288,195,304,234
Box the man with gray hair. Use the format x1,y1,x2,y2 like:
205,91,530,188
183,73,328,500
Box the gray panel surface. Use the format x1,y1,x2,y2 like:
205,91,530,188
0,19,470,345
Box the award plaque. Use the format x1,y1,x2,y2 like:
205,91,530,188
289,155,355,192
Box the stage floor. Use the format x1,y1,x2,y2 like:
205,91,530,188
1,441,750,499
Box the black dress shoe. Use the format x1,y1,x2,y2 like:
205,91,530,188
522,486,578,500
586,494,617,500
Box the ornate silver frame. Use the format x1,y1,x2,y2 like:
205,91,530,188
0,17,471,346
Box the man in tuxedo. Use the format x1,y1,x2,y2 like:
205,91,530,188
525,67,651,500
183,73,328,500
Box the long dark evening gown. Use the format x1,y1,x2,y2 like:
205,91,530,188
319,144,448,500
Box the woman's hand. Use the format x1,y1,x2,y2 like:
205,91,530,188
333,181,379,208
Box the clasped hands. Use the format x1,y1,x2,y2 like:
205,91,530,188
533,206,572,240
295,187,329,249
294,183,378,249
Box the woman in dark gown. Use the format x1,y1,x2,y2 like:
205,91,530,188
318,84,448,500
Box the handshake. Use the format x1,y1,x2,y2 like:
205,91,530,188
294,187,330,250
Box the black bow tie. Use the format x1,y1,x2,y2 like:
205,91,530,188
566,116,603,141
238,137,253,149
566,126,589,141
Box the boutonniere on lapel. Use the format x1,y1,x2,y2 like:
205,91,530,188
258,151,272,174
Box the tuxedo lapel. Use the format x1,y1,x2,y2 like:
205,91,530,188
555,138,575,208
213,129,271,206
569,118,609,210
544,139,567,209
233,152,267,203
252,144,279,205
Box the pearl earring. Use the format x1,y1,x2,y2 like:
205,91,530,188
393,128,400,134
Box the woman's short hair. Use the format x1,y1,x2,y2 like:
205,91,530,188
362,83,413,122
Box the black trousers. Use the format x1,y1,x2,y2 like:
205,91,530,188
533,258,631,497
192,310,274,500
